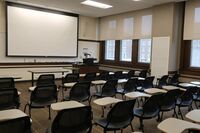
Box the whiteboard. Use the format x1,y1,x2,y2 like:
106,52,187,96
151,37,170,81
7,4,78,57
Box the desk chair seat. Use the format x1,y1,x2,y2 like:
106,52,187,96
0,88,20,110
176,87,197,119
159,89,180,121
117,78,137,98
24,85,57,119
0,116,31,133
168,73,179,86
84,73,96,81
47,106,92,133
63,82,91,104
95,100,136,133
138,70,148,78
98,72,109,80
137,76,154,92
133,94,163,131
193,88,200,108
93,80,117,98
127,70,135,79
0,77,15,89
157,75,169,88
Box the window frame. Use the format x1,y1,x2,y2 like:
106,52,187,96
137,38,152,64
120,39,133,62
180,40,200,76
104,40,116,61
99,40,150,69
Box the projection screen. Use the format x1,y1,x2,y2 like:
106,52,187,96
6,3,78,57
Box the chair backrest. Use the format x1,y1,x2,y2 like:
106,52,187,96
158,75,169,88
31,85,57,104
0,78,15,89
123,78,137,93
63,73,79,84
69,82,91,102
160,89,180,107
98,72,109,80
0,88,19,110
0,116,31,133
84,73,96,81
106,100,136,127
127,70,135,79
139,70,148,78
114,71,123,79
143,94,164,116
51,106,92,133
142,76,155,89
169,73,179,85
180,87,197,103
101,80,118,97
36,74,55,86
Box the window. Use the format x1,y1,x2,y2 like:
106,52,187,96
190,40,200,67
105,40,115,60
120,40,132,62
138,39,152,63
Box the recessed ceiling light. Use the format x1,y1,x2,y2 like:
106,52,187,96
81,0,113,9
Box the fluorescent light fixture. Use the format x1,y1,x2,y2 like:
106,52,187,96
81,0,113,9
133,0,141,1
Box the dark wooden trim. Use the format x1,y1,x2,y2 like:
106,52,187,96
168,71,178,74
180,40,200,76
0,62,73,68
6,2,79,58
180,74,200,80
78,39,100,43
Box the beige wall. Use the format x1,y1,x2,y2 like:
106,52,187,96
79,16,99,40
0,0,5,33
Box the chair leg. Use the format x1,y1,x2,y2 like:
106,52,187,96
101,106,105,117
178,107,184,120
157,113,161,122
29,106,31,118
48,106,51,120
160,112,164,121
24,103,28,112
136,98,140,107
139,118,144,131
121,129,123,133
194,101,198,109
130,123,134,132
173,108,178,118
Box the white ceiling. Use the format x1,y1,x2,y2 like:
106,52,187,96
7,0,186,17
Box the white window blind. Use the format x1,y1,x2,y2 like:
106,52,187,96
105,40,115,60
190,40,200,67
120,40,132,62
138,39,152,63
184,0,200,40
141,15,152,38
123,17,134,39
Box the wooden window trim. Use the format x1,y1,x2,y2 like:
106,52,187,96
180,40,200,76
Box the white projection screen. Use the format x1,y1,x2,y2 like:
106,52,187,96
7,3,78,57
